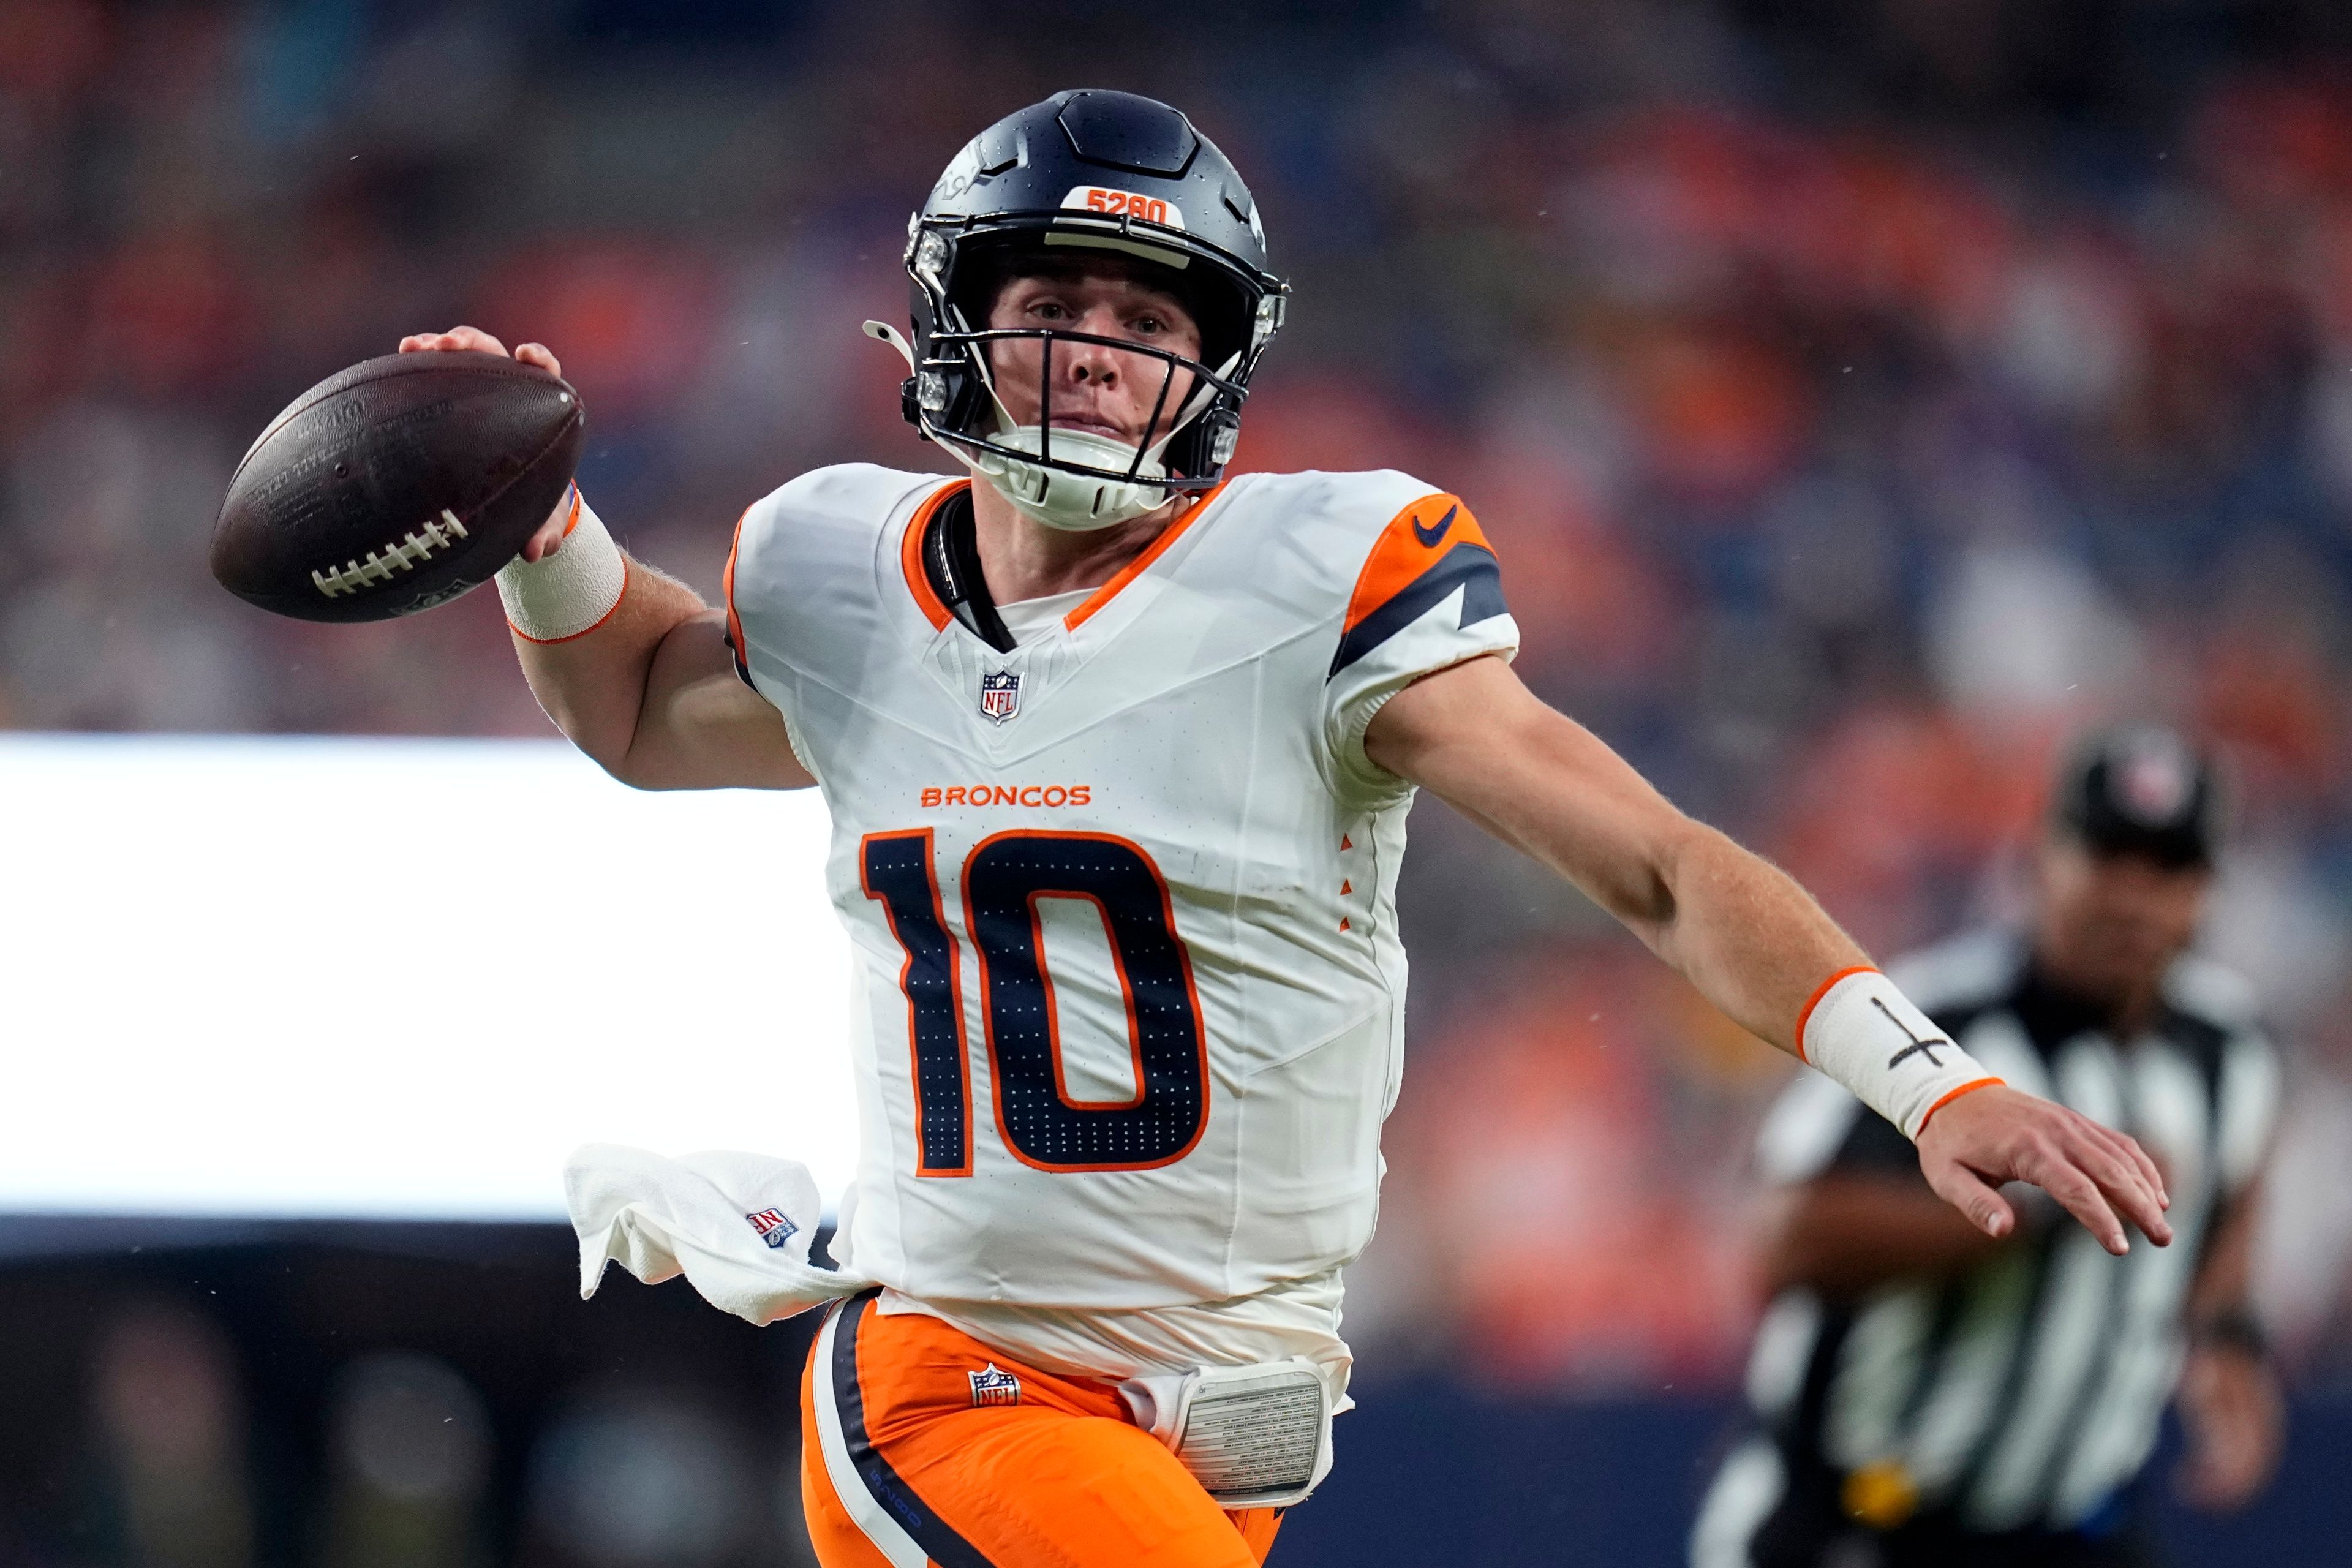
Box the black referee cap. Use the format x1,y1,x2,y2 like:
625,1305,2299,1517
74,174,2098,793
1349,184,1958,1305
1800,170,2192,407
2051,725,2222,869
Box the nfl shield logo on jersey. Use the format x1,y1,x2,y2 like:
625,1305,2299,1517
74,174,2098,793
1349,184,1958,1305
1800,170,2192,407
979,669,1021,724
743,1207,798,1250
968,1363,1022,1407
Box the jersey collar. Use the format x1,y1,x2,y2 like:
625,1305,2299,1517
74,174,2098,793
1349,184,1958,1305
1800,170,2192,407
898,477,1234,641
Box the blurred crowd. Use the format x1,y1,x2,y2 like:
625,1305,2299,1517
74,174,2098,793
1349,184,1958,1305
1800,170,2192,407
0,1236,819,1568
6,0,2352,1413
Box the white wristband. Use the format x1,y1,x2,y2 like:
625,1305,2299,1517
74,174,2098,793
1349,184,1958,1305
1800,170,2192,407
1799,968,2003,1139
497,484,627,642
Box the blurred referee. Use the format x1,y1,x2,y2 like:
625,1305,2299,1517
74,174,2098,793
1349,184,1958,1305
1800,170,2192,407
1692,726,2285,1568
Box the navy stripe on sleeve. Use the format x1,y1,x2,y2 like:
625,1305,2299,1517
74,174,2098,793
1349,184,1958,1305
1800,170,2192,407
1327,542,1507,679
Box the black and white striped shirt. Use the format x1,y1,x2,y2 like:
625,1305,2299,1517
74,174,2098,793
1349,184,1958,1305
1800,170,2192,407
1694,930,2279,1560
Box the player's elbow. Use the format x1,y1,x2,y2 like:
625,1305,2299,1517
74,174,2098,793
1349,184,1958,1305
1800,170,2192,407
1603,867,1678,944
1643,816,1789,943
528,701,650,788
600,741,700,792
1605,815,1709,940
599,756,669,792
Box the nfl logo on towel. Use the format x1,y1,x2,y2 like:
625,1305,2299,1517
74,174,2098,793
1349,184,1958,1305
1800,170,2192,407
744,1208,798,1250
968,1363,1022,1407
979,669,1020,723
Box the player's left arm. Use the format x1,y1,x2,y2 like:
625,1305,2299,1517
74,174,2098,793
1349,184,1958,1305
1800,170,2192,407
1364,653,2172,1255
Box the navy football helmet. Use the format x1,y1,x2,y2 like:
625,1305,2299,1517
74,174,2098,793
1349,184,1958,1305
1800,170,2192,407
867,89,1289,530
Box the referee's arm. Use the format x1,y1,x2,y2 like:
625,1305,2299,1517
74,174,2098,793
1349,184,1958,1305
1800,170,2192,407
1762,1173,2010,1298
1759,1104,2011,1298
2177,1174,2285,1509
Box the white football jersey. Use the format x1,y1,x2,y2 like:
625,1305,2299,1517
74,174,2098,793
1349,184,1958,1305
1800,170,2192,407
725,464,1517,1332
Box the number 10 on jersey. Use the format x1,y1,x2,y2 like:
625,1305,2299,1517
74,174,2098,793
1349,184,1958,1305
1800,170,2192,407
859,829,1211,1175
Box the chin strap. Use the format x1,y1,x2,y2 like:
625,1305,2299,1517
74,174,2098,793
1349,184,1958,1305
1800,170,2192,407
861,319,1235,532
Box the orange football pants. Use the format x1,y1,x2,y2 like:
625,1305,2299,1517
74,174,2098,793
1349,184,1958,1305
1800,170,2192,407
799,1291,1283,1568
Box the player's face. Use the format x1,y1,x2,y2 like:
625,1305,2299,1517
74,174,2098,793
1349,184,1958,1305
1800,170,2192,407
2034,838,2211,1008
984,262,1203,448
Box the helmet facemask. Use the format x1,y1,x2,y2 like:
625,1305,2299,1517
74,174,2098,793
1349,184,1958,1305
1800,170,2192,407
873,209,1283,532
952,307,1241,532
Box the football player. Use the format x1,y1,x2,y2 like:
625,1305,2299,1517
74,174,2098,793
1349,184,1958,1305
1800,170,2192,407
399,91,2171,1568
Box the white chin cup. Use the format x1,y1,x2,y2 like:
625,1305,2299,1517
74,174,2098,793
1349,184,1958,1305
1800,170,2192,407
959,425,1177,532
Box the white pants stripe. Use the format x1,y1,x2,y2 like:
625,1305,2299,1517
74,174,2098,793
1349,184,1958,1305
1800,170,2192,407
811,1302,929,1568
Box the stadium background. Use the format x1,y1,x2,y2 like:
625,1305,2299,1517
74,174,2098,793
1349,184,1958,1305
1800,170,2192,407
4,0,2351,1561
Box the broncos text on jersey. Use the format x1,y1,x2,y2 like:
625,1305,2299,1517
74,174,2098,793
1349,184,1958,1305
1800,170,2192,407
723,464,1517,1378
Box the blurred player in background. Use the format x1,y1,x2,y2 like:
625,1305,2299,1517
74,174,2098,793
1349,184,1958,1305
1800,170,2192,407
401,92,2169,1566
1692,726,2283,1568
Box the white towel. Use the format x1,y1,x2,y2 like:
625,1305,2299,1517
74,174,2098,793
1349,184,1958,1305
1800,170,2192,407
564,1142,875,1325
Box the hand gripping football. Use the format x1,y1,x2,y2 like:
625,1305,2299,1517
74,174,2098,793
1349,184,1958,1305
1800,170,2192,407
210,351,586,623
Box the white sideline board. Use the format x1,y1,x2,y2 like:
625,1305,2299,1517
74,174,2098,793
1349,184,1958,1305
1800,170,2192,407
0,734,859,1220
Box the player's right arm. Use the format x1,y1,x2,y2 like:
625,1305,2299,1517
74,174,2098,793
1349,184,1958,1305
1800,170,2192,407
398,327,812,791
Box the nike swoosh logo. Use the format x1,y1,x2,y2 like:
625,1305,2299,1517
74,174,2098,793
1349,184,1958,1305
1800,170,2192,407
1411,504,1456,549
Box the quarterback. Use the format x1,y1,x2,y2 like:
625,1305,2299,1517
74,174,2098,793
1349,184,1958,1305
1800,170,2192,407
402,92,2170,1567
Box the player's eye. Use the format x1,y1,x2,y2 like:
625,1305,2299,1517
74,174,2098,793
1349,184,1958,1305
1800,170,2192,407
1031,299,1069,321
1131,314,1164,336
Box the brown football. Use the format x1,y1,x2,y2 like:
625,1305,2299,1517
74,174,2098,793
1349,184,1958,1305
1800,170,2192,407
210,351,586,623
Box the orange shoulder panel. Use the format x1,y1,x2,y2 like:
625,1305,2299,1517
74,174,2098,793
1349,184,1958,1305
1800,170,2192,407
1341,492,1493,636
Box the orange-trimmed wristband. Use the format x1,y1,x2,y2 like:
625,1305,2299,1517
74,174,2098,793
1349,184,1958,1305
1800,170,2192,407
1798,967,2003,1140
